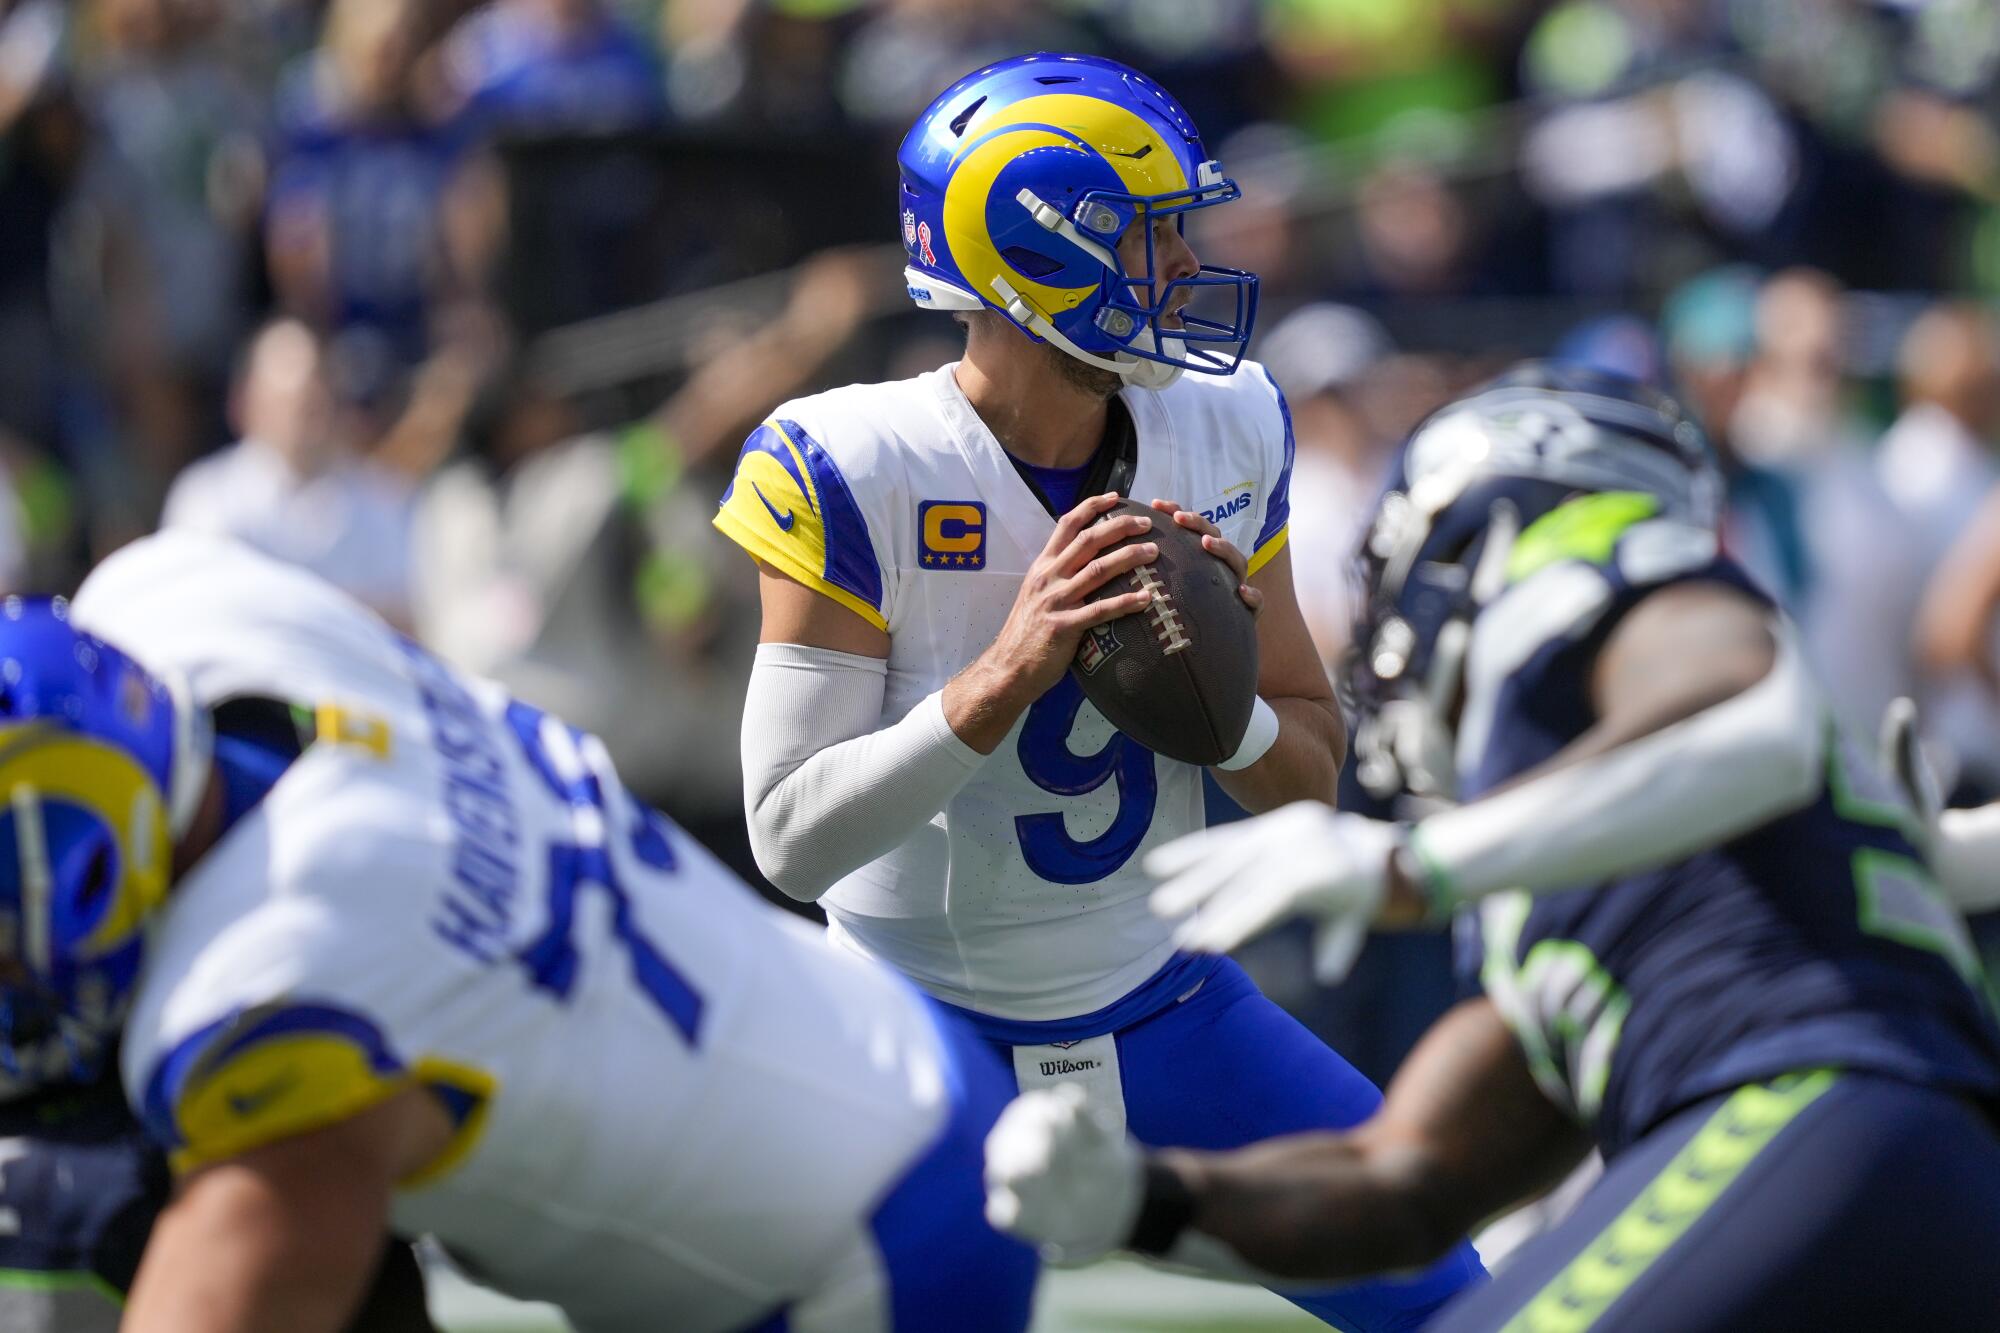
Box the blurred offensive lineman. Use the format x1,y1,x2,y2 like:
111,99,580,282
0,532,1037,1333
986,365,2000,1329
711,52,1480,1327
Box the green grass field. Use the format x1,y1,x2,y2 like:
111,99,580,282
430,1259,1326,1332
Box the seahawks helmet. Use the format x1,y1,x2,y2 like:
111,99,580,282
1347,362,1722,799
897,52,1258,389
0,599,209,1092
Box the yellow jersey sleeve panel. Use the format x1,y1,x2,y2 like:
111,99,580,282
138,1000,493,1184
714,418,889,631
1246,364,1295,576
1246,523,1290,578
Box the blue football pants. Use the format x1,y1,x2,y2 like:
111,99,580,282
985,958,1486,1332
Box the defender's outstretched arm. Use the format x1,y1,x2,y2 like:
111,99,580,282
988,998,1589,1278
1153,583,1824,973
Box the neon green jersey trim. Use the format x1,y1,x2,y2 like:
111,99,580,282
0,1267,124,1305
1479,895,1572,1113
1479,893,1631,1121
1506,491,1660,585
1406,823,1462,917
1823,718,1926,844
1819,720,1999,1009
1499,1069,1838,1333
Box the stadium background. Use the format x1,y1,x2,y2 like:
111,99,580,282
8,0,2000,1326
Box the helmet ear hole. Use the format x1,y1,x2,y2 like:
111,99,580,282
999,246,1066,280
76,843,114,913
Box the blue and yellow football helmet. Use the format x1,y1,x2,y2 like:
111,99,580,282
897,52,1258,389
0,598,208,1087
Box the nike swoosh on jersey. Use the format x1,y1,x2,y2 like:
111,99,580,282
226,1072,299,1119
751,483,795,532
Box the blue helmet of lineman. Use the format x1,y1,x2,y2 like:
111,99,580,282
897,52,1258,389
0,598,209,1085
1347,361,1722,798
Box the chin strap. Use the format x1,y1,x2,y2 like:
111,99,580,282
987,273,1185,390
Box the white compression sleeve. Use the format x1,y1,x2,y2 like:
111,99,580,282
1409,626,1826,909
1934,804,2000,913
741,642,987,901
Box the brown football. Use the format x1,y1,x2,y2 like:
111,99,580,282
1068,498,1259,766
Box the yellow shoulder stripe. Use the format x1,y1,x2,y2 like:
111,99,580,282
1246,524,1290,579
714,418,889,631
169,1025,410,1174
149,1003,495,1188
713,505,889,631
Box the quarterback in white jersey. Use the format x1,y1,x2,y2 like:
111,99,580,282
0,532,1035,1333
718,361,1294,1016
715,53,1483,1329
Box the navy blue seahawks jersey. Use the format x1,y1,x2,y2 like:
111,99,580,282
0,1074,165,1327
0,1074,431,1332
1450,511,2000,1159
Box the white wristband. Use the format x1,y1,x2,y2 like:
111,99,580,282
1215,697,1280,771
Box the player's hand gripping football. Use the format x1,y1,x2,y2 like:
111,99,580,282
1146,803,1407,984
976,492,1158,703
1148,500,1262,616
984,1083,1144,1265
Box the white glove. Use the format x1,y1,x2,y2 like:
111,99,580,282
1878,698,2000,911
1146,801,1405,984
984,1084,1144,1265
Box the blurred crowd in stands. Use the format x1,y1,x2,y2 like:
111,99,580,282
12,0,2000,1075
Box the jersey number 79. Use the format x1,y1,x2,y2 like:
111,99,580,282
505,701,706,1045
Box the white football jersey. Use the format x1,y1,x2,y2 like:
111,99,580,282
73,533,960,1333
714,362,1295,1019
